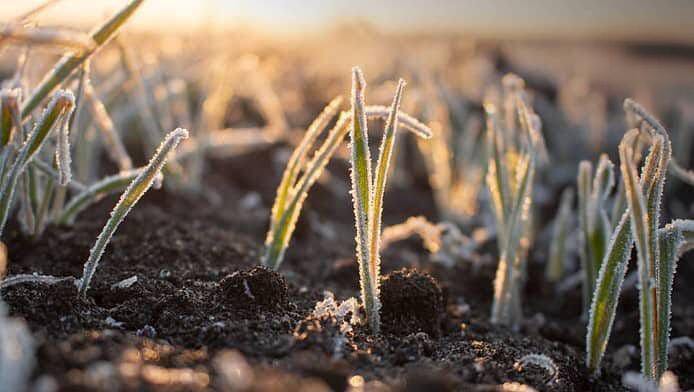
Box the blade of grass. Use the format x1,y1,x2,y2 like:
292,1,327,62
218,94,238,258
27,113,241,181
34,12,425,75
586,128,666,374
262,114,351,269
349,67,377,332
365,79,406,333
78,128,188,297
621,132,660,380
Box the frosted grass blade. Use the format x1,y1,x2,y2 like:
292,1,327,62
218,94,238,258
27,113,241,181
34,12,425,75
365,79,406,333
77,128,188,297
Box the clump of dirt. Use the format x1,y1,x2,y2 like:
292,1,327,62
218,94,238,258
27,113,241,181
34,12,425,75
380,268,445,337
218,266,289,310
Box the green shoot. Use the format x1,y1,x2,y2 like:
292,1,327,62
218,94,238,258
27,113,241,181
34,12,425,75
485,75,542,328
577,154,615,313
262,96,343,269
262,77,433,271
587,99,694,380
78,128,189,297
347,67,430,334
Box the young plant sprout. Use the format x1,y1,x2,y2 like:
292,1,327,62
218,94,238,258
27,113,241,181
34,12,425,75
586,99,694,380
78,128,189,297
485,75,544,329
262,72,432,271
348,67,431,334
262,96,345,269
577,154,615,313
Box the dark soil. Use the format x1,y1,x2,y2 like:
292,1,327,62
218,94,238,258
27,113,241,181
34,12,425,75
2,144,693,391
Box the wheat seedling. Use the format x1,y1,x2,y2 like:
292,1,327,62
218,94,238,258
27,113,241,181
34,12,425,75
577,154,615,313
348,67,431,334
262,96,344,269
78,128,189,297
586,99,694,379
485,75,543,328
262,74,432,271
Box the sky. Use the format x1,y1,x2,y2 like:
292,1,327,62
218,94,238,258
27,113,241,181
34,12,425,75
2,0,694,43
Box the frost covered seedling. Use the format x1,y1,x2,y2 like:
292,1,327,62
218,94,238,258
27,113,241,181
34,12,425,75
78,128,189,297
586,99,694,380
262,96,346,269
262,72,431,271
348,67,430,334
577,154,615,312
485,74,545,328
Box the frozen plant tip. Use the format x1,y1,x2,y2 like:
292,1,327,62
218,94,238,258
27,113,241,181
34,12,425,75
78,128,188,297
348,67,429,334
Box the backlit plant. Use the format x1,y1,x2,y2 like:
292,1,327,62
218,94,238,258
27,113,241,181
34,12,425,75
348,67,431,333
262,72,432,271
485,74,545,329
586,99,694,381
577,154,615,314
